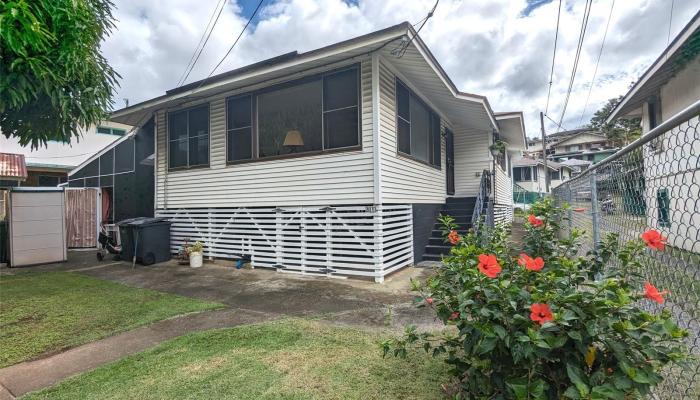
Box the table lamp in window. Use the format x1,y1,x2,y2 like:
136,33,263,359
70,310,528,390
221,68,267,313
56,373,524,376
283,130,304,153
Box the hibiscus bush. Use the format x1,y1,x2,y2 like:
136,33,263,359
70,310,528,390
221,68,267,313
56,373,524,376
383,198,688,399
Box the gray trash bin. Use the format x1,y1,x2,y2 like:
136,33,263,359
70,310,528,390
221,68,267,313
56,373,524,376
118,217,171,265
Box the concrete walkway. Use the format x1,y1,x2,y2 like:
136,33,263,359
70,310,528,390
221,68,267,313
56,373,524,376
0,308,275,398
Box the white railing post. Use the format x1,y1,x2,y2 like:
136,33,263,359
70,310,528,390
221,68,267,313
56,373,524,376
374,205,384,283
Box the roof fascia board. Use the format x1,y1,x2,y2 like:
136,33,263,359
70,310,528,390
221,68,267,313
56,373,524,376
495,112,528,148
111,27,408,121
606,14,700,123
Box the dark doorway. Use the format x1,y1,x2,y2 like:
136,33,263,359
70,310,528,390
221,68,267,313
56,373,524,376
446,128,455,195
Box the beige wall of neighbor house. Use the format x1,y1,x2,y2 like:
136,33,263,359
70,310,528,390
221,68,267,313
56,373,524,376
553,133,609,154
513,164,548,193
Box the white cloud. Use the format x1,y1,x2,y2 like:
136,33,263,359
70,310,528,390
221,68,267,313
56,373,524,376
105,0,699,137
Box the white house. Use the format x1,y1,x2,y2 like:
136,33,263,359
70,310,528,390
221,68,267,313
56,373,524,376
606,11,699,253
109,23,527,281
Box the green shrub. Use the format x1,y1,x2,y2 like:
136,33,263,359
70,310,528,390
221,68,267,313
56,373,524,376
383,198,688,399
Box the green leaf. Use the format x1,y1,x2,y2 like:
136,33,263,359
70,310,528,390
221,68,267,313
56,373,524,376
566,362,590,396
591,384,625,400
506,377,529,400
476,336,498,355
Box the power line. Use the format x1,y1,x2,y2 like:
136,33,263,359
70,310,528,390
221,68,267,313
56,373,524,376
578,0,615,126
544,113,568,132
391,0,439,58
544,0,562,115
667,0,675,45
199,0,266,88
176,0,227,87
556,0,593,131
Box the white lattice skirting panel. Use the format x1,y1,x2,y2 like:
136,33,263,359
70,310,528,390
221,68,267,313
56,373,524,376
156,204,414,282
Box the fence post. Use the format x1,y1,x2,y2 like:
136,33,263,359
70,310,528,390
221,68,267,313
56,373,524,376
567,186,573,236
590,170,600,250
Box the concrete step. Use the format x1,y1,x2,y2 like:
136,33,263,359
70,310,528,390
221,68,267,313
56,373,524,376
422,253,444,262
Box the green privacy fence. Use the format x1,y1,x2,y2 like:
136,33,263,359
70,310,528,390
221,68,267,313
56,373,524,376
512,183,544,205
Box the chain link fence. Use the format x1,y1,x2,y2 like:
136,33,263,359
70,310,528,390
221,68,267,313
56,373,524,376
552,100,700,399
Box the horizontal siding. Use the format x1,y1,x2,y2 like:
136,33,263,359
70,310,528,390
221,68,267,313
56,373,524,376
378,60,447,204
156,58,374,208
494,164,512,205
453,127,490,196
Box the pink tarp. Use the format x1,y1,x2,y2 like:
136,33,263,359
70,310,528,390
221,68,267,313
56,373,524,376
65,188,98,248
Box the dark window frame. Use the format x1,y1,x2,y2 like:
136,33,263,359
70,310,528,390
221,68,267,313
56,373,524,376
657,187,671,228
97,126,127,136
167,103,211,171
394,78,442,170
225,64,362,165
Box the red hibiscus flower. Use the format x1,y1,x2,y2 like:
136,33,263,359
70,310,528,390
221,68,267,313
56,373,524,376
527,214,544,227
447,230,461,245
530,303,553,325
448,311,460,320
518,253,545,271
641,229,666,251
644,282,669,304
477,254,502,278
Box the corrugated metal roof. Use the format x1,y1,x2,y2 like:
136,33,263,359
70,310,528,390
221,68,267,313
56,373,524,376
0,152,28,181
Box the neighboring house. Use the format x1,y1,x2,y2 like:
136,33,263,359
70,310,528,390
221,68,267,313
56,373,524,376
606,11,700,253
65,120,154,224
560,158,592,177
0,122,132,175
548,160,573,189
109,23,526,281
512,157,555,195
0,153,28,187
549,129,617,164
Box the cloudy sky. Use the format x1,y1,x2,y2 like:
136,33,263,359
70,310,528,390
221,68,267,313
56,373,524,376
103,0,698,138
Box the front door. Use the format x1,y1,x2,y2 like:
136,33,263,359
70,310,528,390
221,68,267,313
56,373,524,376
446,129,455,195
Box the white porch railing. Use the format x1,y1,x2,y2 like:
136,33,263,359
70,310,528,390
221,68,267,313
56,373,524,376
156,204,413,282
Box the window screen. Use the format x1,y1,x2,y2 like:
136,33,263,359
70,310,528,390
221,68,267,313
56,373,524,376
395,79,440,167
227,95,253,162
168,105,209,169
323,68,359,149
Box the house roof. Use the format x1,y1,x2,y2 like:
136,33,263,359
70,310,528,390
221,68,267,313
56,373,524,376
495,111,528,149
552,130,607,147
110,22,498,133
512,157,559,171
26,162,74,171
560,158,592,167
0,153,28,181
607,10,700,122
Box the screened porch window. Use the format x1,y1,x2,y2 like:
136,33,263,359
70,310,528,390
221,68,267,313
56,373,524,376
168,105,210,169
396,79,441,168
226,65,360,163
514,166,533,182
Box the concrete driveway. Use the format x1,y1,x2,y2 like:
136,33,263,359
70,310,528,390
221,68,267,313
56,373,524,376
3,250,439,329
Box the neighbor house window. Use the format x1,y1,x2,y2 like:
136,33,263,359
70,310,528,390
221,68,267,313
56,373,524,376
549,169,561,181
514,167,533,182
226,65,360,163
168,104,210,169
97,126,126,136
656,188,670,227
38,175,60,186
396,79,441,168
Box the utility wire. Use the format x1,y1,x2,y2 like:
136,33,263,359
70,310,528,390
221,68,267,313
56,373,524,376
667,0,675,46
391,0,439,58
199,0,266,88
556,0,593,132
544,113,568,132
176,0,227,87
578,0,615,126
544,0,562,115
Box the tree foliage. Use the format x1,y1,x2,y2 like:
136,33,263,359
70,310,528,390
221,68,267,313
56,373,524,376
588,96,641,147
0,0,120,149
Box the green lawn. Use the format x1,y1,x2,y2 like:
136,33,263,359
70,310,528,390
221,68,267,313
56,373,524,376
25,319,448,400
0,272,224,368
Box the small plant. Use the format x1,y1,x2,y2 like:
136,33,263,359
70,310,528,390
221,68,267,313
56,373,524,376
489,139,507,155
383,198,688,399
176,239,190,264
187,241,204,254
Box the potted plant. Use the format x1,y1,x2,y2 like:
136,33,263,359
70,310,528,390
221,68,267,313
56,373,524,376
176,239,190,265
187,241,204,268
489,139,506,157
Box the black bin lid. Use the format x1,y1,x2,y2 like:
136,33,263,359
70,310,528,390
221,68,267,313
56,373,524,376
117,217,170,227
